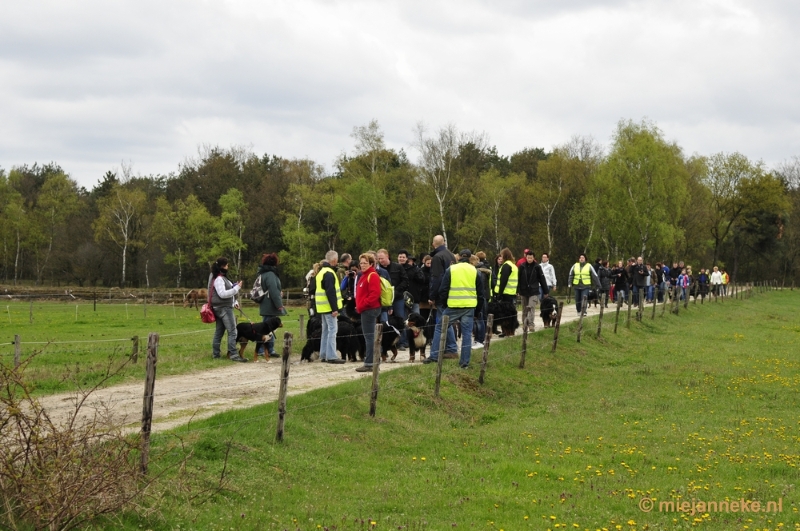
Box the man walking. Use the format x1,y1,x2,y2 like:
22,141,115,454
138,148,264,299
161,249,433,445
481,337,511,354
378,249,409,347
540,253,557,297
567,254,600,314
315,251,346,364
518,250,549,330
425,249,482,369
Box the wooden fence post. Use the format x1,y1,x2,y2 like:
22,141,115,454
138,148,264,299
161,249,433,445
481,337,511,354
638,293,644,321
143,296,147,318
275,332,293,442
140,333,159,475
14,335,21,369
576,296,588,342
519,315,528,369
434,315,449,398
479,315,494,383
614,297,623,333
674,288,680,315
551,302,565,352
131,336,139,363
29,300,33,324
596,297,606,339
626,296,633,329
93,292,97,312
298,314,305,340
651,294,657,320
661,290,668,316
369,324,383,417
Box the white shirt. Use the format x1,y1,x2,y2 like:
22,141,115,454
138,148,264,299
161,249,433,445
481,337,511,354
710,271,723,285
213,276,240,299
540,261,557,288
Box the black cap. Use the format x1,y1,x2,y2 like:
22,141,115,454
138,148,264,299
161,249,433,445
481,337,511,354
459,249,472,257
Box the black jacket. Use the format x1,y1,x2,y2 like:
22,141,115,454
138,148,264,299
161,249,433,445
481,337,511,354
611,266,628,290
429,245,455,306
632,262,648,288
403,262,426,303
518,261,549,297
385,261,408,302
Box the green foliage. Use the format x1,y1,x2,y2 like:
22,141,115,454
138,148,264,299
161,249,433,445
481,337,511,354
591,119,689,258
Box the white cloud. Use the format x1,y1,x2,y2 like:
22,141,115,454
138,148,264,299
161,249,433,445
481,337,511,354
0,0,798,187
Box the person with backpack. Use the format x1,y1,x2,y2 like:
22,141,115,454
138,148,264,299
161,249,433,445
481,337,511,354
208,257,246,362
255,253,286,360
355,253,383,373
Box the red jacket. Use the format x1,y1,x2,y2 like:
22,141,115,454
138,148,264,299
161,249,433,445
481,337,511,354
356,267,382,313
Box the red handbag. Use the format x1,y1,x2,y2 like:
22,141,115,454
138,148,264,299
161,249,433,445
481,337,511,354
200,280,216,323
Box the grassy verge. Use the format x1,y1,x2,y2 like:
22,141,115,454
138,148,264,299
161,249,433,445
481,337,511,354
104,290,799,531
0,301,308,395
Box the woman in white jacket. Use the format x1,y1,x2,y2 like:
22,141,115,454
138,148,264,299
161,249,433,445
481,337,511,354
710,266,723,297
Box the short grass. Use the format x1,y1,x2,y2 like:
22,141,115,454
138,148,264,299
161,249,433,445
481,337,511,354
100,289,800,531
0,300,308,395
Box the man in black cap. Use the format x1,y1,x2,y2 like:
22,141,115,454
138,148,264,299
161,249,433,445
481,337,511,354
424,249,482,369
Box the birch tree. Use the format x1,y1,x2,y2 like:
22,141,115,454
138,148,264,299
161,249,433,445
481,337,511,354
93,184,147,287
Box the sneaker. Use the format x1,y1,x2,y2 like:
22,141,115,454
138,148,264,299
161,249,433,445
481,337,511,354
269,352,280,358
327,358,346,364
422,358,438,364
398,346,408,351
459,364,471,369
229,355,248,363
355,365,373,372
472,342,484,350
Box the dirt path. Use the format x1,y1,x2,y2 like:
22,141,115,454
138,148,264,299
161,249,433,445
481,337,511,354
39,301,616,433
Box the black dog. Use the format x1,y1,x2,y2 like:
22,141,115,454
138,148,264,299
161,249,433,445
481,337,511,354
300,315,362,362
488,300,519,337
379,313,405,362
586,289,599,308
236,317,283,361
539,295,558,328
405,311,433,362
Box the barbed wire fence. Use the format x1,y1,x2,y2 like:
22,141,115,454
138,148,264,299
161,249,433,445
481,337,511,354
0,279,787,473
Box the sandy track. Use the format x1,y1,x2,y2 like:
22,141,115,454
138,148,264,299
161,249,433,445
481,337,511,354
38,301,613,433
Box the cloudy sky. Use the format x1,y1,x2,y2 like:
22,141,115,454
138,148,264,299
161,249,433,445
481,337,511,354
1,0,798,189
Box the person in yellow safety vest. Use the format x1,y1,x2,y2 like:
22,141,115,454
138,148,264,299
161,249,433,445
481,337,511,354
721,269,729,297
567,253,601,315
424,249,483,369
492,247,518,303
315,250,346,364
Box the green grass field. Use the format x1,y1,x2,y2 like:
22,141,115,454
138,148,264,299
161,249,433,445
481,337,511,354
79,289,799,531
0,300,309,395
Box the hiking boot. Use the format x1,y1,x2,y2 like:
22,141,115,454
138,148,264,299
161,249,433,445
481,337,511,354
422,357,438,364
355,365,373,372
327,358,346,364
229,355,248,363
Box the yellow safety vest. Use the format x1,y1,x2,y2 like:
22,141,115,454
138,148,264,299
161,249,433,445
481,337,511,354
315,266,342,313
447,262,478,308
572,263,592,286
493,261,518,296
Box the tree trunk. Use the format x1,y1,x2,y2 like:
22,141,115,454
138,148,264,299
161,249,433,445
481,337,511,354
121,241,128,288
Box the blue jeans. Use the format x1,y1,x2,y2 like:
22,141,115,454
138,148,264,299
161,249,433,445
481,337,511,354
430,307,470,365
574,287,591,313
212,306,237,358
360,307,381,366
474,301,487,343
392,299,408,347
647,285,655,302
320,312,338,361
256,315,278,357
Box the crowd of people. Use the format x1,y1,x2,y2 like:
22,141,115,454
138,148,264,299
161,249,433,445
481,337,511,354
205,243,733,366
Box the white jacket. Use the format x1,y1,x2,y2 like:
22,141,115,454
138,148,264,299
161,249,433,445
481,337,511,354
710,271,723,285
540,262,557,288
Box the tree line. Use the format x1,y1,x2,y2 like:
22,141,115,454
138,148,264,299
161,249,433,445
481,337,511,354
1,118,798,290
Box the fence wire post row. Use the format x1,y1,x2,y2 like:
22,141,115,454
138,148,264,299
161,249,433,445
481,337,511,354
140,333,159,475
434,315,449,398
479,314,494,385
369,324,383,418
275,332,293,443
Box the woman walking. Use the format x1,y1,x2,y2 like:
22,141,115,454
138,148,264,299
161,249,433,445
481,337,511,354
209,257,246,362
257,253,286,359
